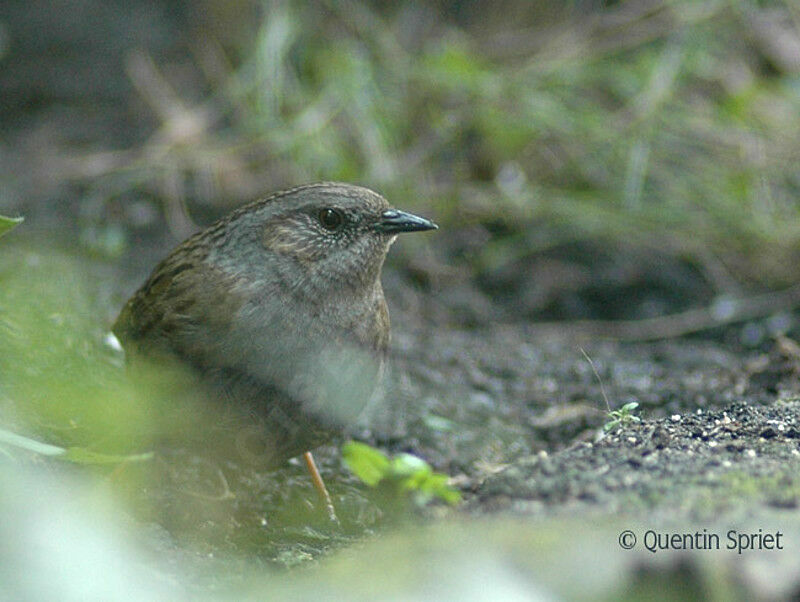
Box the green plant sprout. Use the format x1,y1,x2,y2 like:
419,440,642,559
603,402,641,432
579,348,642,433
342,441,461,506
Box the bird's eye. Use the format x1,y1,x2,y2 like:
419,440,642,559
318,208,344,231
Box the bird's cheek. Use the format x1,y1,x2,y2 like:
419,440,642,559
262,222,324,262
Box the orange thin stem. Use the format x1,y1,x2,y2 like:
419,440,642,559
303,451,338,523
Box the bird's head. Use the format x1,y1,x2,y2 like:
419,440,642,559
213,182,437,298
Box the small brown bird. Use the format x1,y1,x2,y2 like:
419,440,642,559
113,182,436,515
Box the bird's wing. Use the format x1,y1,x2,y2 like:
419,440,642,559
113,257,246,371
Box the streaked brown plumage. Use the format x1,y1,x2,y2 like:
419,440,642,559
114,182,436,466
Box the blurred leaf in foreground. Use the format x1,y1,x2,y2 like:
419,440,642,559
0,427,153,465
0,215,23,238
0,247,156,453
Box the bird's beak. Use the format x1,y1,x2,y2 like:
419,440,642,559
376,209,438,234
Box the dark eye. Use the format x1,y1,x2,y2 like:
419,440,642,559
318,208,344,230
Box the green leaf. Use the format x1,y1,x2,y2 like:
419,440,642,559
408,471,461,505
0,215,23,238
0,427,66,456
342,441,390,486
60,448,154,465
390,453,431,479
603,420,619,433
425,474,462,505
0,427,152,465
343,442,462,505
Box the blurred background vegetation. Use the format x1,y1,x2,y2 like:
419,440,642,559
4,0,800,324
3,0,800,597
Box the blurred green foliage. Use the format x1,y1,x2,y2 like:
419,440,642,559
86,0,800,286
0,247,154,451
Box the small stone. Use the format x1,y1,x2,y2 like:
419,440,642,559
759,427,777,439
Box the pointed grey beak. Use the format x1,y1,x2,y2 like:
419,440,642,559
376,209,438,234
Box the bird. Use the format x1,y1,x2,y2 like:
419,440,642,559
112,182,437,518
